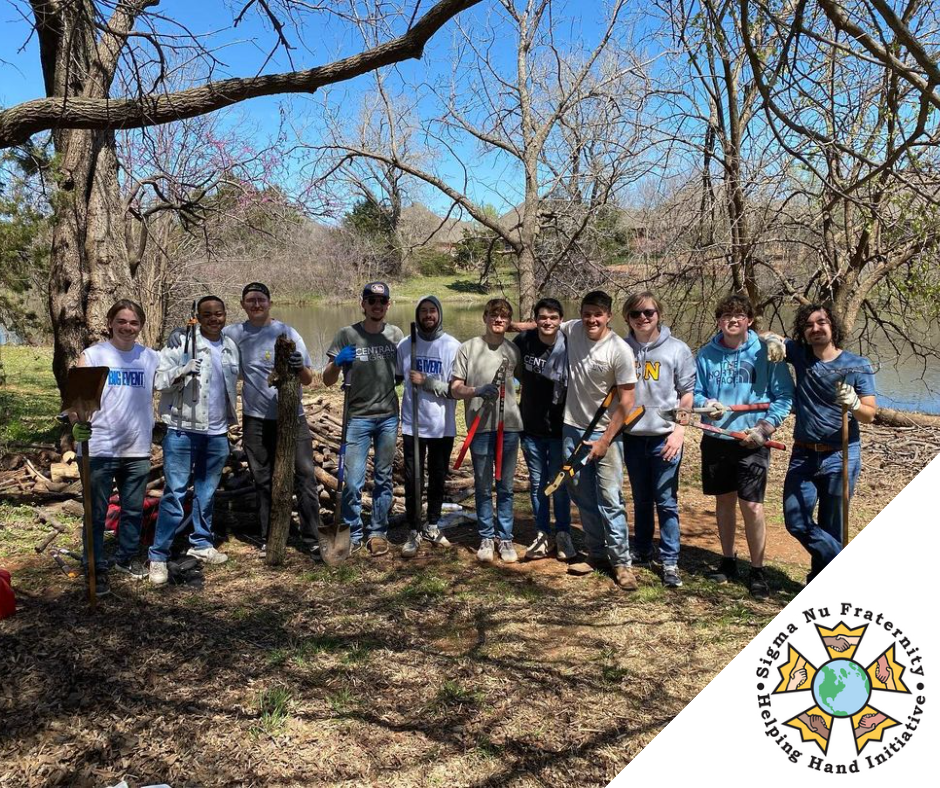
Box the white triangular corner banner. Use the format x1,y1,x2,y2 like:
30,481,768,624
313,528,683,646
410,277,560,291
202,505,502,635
610,454,939,786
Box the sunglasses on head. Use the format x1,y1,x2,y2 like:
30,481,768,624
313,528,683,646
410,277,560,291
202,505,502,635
628,309,657,319
366,296,389,305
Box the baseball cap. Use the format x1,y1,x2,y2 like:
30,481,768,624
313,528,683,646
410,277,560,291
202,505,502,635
361,282,391,300
242,282,271,299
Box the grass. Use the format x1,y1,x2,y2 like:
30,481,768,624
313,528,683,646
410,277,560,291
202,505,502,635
251,686,293,736
0,346,60,449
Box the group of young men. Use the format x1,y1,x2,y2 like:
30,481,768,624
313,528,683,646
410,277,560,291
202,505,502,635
72,280,876,600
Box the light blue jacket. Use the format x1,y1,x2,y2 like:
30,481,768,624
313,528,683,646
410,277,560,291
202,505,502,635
156,332,240,432
693,330,794,437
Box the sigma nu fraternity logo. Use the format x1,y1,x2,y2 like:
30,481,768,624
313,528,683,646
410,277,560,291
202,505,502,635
755,602,927,775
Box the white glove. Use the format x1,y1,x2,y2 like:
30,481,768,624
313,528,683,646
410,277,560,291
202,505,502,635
180,358,202,377
739,420,774,449
762,333,786,363
835,381,861,411
703,399,728,419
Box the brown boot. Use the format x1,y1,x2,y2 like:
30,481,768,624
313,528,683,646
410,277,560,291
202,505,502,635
567,555,610,576
614,565,638,591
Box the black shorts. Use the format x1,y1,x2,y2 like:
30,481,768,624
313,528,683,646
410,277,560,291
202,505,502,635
701,436,770,503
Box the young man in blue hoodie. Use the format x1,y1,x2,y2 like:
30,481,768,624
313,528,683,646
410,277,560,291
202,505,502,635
693,293,794,598
622,292,696,588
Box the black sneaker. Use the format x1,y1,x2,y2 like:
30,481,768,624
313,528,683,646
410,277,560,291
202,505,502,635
94,572,111,597
749,567,770,599
113,558,147,580
663,565,683,588
708,556,738,583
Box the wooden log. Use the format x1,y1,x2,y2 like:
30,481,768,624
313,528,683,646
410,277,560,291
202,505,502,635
874,407,940,428
266,334,300,566
50,462,81,483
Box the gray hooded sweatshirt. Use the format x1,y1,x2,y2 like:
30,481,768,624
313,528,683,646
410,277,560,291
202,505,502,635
624,326,696,436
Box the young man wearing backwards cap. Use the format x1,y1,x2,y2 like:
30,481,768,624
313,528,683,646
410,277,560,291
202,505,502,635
396,296,462,557
324,282,404,556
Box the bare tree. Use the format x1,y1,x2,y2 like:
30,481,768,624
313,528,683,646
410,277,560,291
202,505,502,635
0,0,480,394
310,0,655,314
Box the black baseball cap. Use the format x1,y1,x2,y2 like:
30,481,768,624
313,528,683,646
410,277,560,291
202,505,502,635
361,282,390,300
242,282,271,299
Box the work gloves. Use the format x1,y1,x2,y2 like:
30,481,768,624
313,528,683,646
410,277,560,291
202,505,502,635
166,327,185,349
475,383,500,400
835,381,861,411
180,358,202,377
288,350,305,372
739,419,775,449
703,399,729,419
333,345,356,367
72,422,93,442
762,333,787,363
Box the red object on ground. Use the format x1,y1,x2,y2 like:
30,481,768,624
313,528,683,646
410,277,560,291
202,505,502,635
105,494,173,546
0,568,15,619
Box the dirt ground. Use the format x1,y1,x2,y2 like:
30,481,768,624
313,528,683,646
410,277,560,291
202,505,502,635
1,410,931,787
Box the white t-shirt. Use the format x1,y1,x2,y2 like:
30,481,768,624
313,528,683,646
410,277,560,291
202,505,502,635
82,341,159,457
206,338,229,435
561,320,637,430
397,333,461,438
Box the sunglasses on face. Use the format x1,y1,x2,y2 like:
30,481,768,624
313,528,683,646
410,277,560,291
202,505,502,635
628,309,657,319
366,296,389,306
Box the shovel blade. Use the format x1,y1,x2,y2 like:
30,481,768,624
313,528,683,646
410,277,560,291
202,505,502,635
62,366,109,422
318,521,351,566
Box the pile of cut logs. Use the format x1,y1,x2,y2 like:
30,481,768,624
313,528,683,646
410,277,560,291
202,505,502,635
0,396,529,524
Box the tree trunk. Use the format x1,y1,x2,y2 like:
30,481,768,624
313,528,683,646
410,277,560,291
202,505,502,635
266,334,299,566
874,407,940,429
517,244,538,318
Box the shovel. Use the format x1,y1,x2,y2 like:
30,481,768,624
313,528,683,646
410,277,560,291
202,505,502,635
61,366,109,608
319,365,353,565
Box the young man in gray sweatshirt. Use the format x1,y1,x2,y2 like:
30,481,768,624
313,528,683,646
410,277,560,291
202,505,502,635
621,292,696,588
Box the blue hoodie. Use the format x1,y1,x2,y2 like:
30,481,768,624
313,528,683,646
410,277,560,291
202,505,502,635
693,330,794,437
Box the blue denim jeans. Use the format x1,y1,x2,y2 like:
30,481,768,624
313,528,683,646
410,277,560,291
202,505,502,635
521,434,571,535
149,429,230,563
470,430,520,541
562,425,630,567
84,456,151,571
784,443,861,578
622,434,682,565
342,415,398,542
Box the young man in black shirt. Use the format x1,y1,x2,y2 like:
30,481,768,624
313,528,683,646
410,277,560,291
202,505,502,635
513,298,575,560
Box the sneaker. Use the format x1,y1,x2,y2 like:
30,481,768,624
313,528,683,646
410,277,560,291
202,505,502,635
749,567,770,599
630,547,656,566
402,531,421,558
93,572,111,597
477,538,495,563
349,540,362,555
187,546,228,565
422,525,451,547
525,532,553,560
113,558,147,580
149,561,168,586
498,540,518,563
366,536,389,557
614,565,638,591
555,531,576,561
259,543,267,559
663,564,683,588
708,556,738,584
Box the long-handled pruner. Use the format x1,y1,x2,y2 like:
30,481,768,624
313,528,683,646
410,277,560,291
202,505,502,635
186,300,198,433
661,403,770,420
60,366,109,609
410,322,423,538
544,389,645,496
494,364,508,481
453,363,506,470
661,409,787,451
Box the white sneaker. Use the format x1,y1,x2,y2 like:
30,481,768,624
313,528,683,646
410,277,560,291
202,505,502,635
149,561,168,586
555,531,576,561
422,525,452,547
402,530,420,558
525,532,553,560
498,540,518,563
187,546,228,565
477,538,495,563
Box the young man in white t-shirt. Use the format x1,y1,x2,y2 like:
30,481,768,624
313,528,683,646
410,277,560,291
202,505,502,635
149,295,240,585
396,296,461,556
74,299,160,595
560,291,639,590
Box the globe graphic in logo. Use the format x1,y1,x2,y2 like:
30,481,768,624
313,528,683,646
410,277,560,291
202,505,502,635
812,659,871,717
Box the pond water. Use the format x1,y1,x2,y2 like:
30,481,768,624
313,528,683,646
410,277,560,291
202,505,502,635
274,301,940,414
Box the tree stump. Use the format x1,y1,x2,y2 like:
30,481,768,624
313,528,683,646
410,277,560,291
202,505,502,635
266,334,299,566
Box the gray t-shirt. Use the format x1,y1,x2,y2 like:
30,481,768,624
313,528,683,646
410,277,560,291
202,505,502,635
224,320,311,420
450,336,523,433
327,322,404,418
